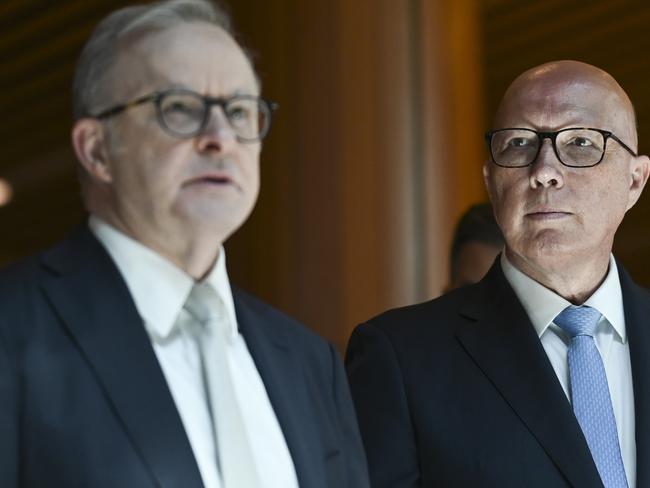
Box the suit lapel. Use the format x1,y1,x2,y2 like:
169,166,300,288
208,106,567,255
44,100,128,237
454,262,603,488
233,290,325,488
619,265,650,487
40,226,204,488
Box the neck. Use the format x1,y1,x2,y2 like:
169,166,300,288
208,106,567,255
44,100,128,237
175,239,222,281
505,247,611,304
94,211,222,281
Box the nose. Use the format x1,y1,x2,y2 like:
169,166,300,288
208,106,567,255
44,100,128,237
196,106,237,153
529,139,565,189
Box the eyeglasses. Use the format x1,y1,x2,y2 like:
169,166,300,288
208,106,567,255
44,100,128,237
485,127,637,168
92,88,279,142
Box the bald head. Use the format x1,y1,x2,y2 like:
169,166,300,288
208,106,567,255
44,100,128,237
495,60,637,148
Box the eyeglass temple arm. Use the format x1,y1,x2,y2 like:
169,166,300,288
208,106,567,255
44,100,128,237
91,93,160,120
609,133,638,157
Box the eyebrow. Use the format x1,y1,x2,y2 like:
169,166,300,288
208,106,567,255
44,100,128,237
155,83,259,98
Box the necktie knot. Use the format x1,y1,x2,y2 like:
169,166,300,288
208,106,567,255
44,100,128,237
554,305,601,338
183,283,226,327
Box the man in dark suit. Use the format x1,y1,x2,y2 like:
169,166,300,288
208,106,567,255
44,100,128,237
346,60,650,487
0,1,368,487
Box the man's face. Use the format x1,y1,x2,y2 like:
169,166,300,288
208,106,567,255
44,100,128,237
100,22,260,247
483,64,648,273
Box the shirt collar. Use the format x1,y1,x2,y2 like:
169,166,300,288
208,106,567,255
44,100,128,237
501,252,626,342
89,216,238,341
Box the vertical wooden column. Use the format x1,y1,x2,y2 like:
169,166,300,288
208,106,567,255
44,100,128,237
227,0,486,351
335,0,420,343
416,0,488,298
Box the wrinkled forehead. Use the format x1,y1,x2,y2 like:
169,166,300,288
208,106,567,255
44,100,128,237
494,75,635,140
112,22,258,98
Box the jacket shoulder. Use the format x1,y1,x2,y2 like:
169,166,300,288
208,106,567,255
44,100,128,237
233,286,331,349
361,285,475,338
358,260,509,343
0,252,46,302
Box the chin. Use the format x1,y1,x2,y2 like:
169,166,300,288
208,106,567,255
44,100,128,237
522,239,582,264
181,197,253,220
172,209,243,237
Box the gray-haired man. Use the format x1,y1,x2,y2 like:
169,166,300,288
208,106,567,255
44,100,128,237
0,1,369,487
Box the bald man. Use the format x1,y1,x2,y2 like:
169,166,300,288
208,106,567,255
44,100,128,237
346,61,650,488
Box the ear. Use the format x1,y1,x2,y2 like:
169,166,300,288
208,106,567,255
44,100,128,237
482,160,493,201
71,118,113,183
626,154,650,210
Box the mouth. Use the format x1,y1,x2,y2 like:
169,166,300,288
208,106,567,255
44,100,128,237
525,210,571,221
183,174,235,187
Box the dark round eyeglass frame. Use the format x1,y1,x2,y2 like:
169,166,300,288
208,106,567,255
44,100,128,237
91,88,279,143
484,127,638,168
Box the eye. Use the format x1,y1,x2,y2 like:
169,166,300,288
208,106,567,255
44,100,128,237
490,130,537,156
159,93,204,120
509,137,531,148
558,129,605,153
227,106,250,121
168,102,190,112
164,101,199,116
225,99,258,128
569,136,593,148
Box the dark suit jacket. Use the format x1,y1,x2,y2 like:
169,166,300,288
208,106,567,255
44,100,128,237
346,259,650,488
0,225,369,488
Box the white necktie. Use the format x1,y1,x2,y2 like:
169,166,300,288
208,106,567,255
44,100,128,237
184,283,261,488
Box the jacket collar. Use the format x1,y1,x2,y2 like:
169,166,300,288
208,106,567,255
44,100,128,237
40,225,205,487
234,289,333,488
618,265,650,487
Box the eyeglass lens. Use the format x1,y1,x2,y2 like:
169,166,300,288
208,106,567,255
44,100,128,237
158,92,270,140
490,128,606,167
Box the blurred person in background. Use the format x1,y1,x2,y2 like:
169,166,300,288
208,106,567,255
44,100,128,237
0,1,369,487
447,202,504,290
347,60,650,488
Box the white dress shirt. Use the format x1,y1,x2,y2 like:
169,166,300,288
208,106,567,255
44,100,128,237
501,253,636,487
89,216,299,488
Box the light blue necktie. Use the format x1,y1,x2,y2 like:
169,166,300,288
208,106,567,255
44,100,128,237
554,305,628,488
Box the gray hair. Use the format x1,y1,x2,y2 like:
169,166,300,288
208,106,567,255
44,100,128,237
72,0,247,120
